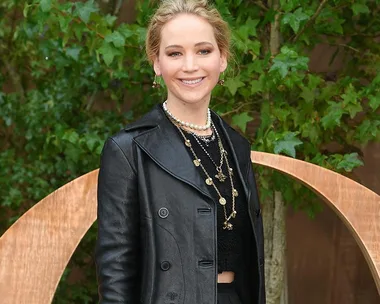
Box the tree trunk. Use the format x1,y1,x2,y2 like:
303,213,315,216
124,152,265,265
262,191,287,304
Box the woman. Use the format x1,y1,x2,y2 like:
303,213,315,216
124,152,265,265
95,0,265,303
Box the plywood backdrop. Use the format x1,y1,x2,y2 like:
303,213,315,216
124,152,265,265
0,152,379,303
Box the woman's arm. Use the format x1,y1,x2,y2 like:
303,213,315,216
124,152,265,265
95,137,140,303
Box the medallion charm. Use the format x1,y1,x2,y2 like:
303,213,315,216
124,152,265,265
231,210,237,218
232,189,238,197
185,139,191,147
219,197,227,205
193,159,201,167
223,221,233,230
215,170,227,182
205,178,213,185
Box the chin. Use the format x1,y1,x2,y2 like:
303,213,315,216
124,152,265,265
176,93,211,105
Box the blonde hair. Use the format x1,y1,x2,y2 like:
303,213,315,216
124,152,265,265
145,0,231,64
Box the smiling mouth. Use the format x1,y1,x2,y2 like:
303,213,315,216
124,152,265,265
180,77,205,85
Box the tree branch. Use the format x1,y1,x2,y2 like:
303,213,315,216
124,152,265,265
220,102,250,117
292,0,328,43
253,0,269,11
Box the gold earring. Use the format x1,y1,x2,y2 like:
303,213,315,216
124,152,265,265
152,75,161,89
218,73,225,86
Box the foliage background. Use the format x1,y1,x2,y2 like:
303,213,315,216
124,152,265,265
0,0,379,302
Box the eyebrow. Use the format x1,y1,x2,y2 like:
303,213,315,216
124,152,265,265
165,42,214,50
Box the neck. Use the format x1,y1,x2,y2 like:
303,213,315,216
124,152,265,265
165,97,210,127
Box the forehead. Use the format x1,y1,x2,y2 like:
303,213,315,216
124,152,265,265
160,14,217,47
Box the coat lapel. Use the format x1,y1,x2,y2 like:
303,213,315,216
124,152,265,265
128,104,251,202
212,112,251,201
131,105,214,200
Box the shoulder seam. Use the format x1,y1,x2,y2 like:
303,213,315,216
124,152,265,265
109,137,137,175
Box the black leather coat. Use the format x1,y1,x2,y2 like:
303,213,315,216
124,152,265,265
95,104,265,304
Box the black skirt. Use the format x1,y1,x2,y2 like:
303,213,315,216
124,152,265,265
217,282,242,304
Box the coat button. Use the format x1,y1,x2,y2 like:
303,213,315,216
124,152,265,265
158,207,169,218
160,261,171,271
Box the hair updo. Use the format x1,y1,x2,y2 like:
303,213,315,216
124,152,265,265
145,0,231,64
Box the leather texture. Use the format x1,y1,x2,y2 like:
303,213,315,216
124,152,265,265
95,104,265,304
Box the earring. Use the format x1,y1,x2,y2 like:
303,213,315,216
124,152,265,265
218,73,225,86
152,75,161,89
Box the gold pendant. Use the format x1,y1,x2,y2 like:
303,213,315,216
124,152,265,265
215,170,227,182
228,168,233,176
232,189,238,197
193,159,201,167
223,221,233,230
219,197,226,205
231,210,237,218
205,178,213,185
185,139,191,147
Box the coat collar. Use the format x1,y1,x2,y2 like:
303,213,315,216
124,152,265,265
126,104,251,201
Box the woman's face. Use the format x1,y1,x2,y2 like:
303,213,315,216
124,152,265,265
154,13,227,106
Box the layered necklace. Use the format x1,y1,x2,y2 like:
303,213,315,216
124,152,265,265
162,103,239,230
163,100,211,131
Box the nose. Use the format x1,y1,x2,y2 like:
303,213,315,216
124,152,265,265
182,54,199,72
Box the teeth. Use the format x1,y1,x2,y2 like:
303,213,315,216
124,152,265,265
181,78,203,85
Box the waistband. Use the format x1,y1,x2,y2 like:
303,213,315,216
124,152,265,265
217,281,236,293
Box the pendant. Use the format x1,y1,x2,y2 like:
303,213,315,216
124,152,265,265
193,159,201,167
215,170,227,182
219,197,227,205
232,189,239,197
223,221,233,230
231,210,237,218
185,139,191,147
205,178,213,185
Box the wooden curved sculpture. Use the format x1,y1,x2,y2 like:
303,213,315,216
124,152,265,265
0,152,379,303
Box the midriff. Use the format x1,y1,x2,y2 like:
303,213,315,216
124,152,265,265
217,271,235,283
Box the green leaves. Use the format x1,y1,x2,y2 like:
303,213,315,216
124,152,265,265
273,132,303,158
105,31,126,48
39,0,52,12
269,46,309,78
321,102,344,130
74,0,98,24
224,77,245,96
369,93,380,111
231,112,253,133
351,3,370,16
329,153,364,172
282,7,310,33
97,41,122,66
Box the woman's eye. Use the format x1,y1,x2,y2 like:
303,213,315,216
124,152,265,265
168,52,181,57
199,49,211,55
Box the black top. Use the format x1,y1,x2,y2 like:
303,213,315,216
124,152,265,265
171,117,250,273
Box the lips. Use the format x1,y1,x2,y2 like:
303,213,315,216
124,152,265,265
180,77,205,85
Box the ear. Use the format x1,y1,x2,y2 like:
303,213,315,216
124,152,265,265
220,53,228,73
153,57,161,76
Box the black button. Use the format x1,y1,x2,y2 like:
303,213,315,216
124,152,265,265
158,207,169,218
160,261,171,271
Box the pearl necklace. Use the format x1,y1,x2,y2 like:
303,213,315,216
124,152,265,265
163,101,211,131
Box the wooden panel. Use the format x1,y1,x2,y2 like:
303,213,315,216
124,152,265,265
251,151,380,295
0,152,379,303
0,170,98,304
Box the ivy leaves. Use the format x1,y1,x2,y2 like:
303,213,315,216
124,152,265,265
273,132,303,158
269,46,309,78
282,7,310,33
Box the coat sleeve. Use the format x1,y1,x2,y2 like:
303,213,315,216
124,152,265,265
95,137,140,303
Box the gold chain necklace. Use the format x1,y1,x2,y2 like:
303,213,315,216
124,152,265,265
173,121,239,230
